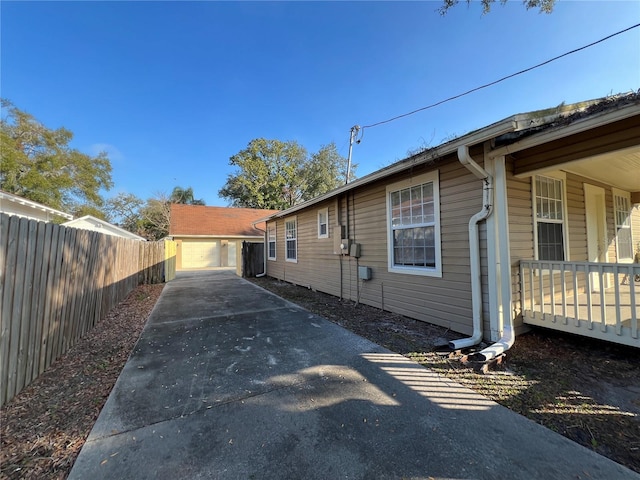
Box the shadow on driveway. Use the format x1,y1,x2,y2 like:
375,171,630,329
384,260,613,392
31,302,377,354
69,271,639,479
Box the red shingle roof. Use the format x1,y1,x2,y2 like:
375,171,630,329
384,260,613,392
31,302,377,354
169,204,279,237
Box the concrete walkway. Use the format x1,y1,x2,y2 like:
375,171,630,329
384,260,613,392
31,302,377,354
69,271,639,480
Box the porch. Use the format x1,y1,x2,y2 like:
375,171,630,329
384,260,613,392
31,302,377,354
520,260,640,348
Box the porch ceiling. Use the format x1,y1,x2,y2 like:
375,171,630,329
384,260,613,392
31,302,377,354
563,145,640,193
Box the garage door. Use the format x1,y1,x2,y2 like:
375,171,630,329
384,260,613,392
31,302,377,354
182,241,219,268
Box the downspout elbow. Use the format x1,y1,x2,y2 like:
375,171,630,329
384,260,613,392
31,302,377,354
470,323,515,363
458,145,489,181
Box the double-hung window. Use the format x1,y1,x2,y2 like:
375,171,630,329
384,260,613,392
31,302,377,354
533,174,568,261
386,171,441,277
613,188,633,262
285,217,297,262
318,208,328,238
267,225,276,260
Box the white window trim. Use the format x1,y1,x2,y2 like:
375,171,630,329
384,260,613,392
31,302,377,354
317,207,329,239
532,171,570,262
267,224,277,261
612,187,633,263
386,170,442,277
285,216,298,263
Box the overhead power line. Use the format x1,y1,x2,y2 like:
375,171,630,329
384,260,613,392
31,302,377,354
360,22,640,132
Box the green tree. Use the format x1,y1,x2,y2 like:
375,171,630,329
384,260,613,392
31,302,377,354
306,143,355,197
138,194,172,241
169,186,205,205
106,191,169,241
0,99,113,214
106,192,145,231
106,186,206,241
439,0,555,14
219,139,353,210
70,203,109,220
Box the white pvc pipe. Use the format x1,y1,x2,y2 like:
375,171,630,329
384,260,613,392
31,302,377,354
450,145,493,350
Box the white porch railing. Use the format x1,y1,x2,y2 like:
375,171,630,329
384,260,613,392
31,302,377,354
519,260,640,348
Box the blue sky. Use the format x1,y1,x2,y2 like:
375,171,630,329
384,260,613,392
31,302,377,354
2,1,639,207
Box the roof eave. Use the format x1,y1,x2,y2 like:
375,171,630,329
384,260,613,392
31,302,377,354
489,100,640,159
260,117,518,222
0,191,73,220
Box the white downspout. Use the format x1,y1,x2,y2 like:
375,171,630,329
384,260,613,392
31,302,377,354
449,145,493,350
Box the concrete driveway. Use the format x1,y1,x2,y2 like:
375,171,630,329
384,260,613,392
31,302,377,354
68,270,639,479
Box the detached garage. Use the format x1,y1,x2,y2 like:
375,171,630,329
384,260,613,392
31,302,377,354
169,204,278,271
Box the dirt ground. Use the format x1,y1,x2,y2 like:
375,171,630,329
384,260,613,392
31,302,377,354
0,284,164,480
1,276,638,478
250,276,640,474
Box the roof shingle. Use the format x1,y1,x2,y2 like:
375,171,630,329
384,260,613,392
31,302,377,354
169,204,279,237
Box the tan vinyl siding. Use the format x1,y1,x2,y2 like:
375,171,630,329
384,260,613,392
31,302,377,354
266,219,285,280
266,156,485,337
506,157,534,331
266,204,342,297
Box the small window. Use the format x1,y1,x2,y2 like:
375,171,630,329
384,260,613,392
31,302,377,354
533,174,568,261
386,171,441,277
268,225,276,260
613,189,633,262
318,208,328,238
285,217,297,262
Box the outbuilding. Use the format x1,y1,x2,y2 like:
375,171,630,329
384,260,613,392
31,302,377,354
169,204,279,270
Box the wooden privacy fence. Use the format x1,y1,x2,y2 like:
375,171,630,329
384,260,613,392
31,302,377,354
242,241,265,277
0,213,177,407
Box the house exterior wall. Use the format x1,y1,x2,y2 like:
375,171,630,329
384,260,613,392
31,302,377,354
266,154,488,337
264,103,639,343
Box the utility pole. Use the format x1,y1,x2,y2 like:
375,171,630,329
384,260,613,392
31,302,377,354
345,125,360,184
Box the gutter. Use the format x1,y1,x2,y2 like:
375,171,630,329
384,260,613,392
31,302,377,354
489,100,640,160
